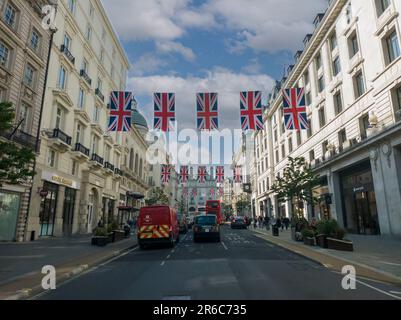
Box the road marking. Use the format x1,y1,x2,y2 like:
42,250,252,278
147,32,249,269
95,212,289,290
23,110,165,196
389,291,401,295
355,279,401,300
381,261,401,267
171,250,175,253
221,242,228,250
323,264,333,268
166,255,171,259
160,261,165,266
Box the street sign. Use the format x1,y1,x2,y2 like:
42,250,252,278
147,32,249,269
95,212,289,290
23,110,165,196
243,183,252,193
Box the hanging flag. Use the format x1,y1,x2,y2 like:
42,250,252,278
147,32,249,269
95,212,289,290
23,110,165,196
179,166,189,183
282,88,308,130
191,188,198,198
215,166,225,183
108,91,133,132
197,166,207,184
240,91,264,130
154,93,175,131
209,188,215,199
197,93,218,130
233,166,243,184
161,165,172,183
218,188,224,197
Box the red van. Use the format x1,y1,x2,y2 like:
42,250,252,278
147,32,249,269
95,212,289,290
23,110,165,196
137,206,180,249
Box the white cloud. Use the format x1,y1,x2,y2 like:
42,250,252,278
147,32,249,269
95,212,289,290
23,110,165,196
156,41,196,61
130,53,167,76
241,58,262,74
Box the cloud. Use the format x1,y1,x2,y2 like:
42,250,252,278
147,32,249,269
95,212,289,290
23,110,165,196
130,53,167,76
156,41,196,61
241,58,262,74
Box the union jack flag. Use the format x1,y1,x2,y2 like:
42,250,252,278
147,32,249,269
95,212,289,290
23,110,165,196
161,165,172,183
197,93,218,130
218,188,224,197
282,88,309,130
209,188,215,199
108,91,133,132
216,166,225,183
233,166,243,184
191,188,198,198
179,166,189,183
197,166,207,184
154,93,175,132
240,91,264,131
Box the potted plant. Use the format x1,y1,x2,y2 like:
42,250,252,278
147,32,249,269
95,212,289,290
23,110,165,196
301,228,316,246
91,227,109,246
108,220,125,242
316,219,333,248
326,225,353,252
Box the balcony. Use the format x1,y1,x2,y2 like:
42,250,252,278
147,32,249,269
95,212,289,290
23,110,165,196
79,69,92,86
90,153,104,170
60,45,75,65
95,88,104,102
104,161,115,175
48,128,72,152
0,129,38,151
71,143,90,162
114,168,123,176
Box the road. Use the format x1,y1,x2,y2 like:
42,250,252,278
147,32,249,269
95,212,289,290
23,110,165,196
35,226,401,300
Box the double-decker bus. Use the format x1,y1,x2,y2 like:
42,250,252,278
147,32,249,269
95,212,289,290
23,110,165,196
206,200,222,225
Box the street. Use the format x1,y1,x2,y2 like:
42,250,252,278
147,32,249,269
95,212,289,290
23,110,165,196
34,226,401,300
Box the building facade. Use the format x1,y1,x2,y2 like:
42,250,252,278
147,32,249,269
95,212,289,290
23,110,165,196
254,0,401,237
0,0,52,241
26,0,148,240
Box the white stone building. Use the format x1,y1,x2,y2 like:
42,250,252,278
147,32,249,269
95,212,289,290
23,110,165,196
254,0,401,237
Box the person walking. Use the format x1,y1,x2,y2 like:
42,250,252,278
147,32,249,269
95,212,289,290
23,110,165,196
264,216,270,231
276,217,282,230
283,217,290,230
253,217,258,229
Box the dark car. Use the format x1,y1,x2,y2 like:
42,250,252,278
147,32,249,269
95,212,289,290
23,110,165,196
231,217,247,229
193,214,220,242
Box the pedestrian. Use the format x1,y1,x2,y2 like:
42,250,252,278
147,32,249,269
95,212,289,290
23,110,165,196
259,216,263,228
253,217,257,229
281,216,285,231
264,216,270,231
283,217,290,230
276,217,282,230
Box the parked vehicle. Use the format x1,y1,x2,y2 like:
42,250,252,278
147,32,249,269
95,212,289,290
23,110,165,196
137,206,180,249
193,214,220,242
177,213,188,234
231,217,247,229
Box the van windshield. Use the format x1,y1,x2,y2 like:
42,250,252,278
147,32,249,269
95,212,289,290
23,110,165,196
195,216,216,225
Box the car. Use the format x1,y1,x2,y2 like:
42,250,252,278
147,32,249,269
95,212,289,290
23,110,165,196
193,214,220,242
177,213,188,234
231,217,247,229
137,206,180,249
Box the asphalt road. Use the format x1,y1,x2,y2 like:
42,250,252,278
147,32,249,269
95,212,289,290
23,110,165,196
35,226,401,300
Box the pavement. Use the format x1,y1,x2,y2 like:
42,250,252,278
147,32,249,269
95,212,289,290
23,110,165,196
249,226,401,285
29,226,401,300
0,233,138,300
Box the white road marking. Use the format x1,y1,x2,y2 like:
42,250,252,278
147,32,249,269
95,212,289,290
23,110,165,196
221,242,228,250
389,291,401,295
323,264,333,268
355,279,401,300
166,255,171,259
160,261,165,266
381,261,401,267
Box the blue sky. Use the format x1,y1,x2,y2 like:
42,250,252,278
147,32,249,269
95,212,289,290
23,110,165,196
102,0,328,163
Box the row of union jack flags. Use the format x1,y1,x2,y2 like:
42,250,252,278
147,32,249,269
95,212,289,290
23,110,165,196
107,88,309,132
182,187,224,199
160,165,243,184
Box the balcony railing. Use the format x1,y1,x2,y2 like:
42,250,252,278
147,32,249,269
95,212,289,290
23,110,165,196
74,143,90,157
95,88,104,102
60,44,75,65
104,161,114,171
79,69,92,86
0,129,38,151
114,168,123,176
52,128,72,146
91,153,104,165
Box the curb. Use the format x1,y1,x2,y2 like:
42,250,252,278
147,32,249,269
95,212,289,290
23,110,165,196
251,229,401,286
3,243,137,300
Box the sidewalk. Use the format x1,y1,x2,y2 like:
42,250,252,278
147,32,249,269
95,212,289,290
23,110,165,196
250,227,401,285
0,234,137,300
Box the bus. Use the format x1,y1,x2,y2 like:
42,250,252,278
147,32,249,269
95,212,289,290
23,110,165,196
206,200,222,225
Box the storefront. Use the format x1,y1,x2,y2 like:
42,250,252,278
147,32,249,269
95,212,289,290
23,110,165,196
312,176,331,220
39,181,59,237
340,161,380,235
0,190,21,241
62,187,76,236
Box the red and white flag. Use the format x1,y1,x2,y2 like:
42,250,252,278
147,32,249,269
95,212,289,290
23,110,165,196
154,93,175,132
197,166,207,184
161,165,172,183
240,91,264,130
216,166,225,183
179,166,189,183
233,166,243,183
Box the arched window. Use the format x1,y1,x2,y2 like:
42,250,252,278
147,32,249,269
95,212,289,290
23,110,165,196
129,148,134,170
135,154,139,173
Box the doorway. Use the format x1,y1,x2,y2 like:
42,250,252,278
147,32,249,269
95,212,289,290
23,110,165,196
354,191,380,235
62,188,76,236
39,182,59,237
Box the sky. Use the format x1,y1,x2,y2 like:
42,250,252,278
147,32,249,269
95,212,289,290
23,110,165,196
101,0,329,164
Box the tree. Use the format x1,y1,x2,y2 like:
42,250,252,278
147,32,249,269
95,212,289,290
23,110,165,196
145,187,169,206
271,157,320,218
0,102,36,187
236,196,251,216
222,203,233,219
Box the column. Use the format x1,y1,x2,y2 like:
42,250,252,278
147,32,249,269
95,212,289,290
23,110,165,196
53,185,65,237
72,189,80,234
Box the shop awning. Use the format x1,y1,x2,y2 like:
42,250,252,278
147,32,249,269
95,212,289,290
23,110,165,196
126,191,145,199
117,206,140,212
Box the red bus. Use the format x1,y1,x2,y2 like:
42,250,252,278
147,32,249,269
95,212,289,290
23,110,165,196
206,200,222,225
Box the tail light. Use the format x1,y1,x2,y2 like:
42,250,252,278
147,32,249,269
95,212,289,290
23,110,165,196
193,227,199,232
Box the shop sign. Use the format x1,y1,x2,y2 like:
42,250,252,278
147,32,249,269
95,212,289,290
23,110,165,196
353,186,365,193
42,171,80,189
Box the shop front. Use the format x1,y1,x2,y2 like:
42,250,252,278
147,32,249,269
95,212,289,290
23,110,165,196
0,189,21,241
312,176,332,221
340,161,380,235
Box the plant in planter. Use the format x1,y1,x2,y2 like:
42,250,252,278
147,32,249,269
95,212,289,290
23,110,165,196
91,227,109,246
316,219,353,251
301,228,316,246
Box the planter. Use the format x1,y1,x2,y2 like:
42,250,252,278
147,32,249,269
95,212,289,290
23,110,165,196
112,230,125,242
91,236,109,247
316,234,328,248
327,237,354,252
303,237,316,246
107,232,114,243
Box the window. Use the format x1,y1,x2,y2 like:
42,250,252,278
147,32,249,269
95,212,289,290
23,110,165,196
318,75,325,93
332,56,341,76
82,59,88,73
86,24,92,41
275,150,279,163
338,129,347,149
78,88,85,109
306,91,312,106
19,103,31,133
309,149,315,162
274,129,277,142
393,86,401,121
334,91,343,115
97,78,102,91
4,3,17,28
360,114,370,139
48,149,56,167
68,0,76,14
105,145,111,162
75,123,81,144
23,64,35,88
304,71,310,85
354,71,365,98
55,107,63,129
0,41,10,68
93,105,100,123
329,32,338,51
89,3,95,18
58,65,67,89
91,135,98,153
281,144,285,159
296,130,301,146
322,140,329,156
376,0,391,17
100,49,104,63
288,137,293,153
307,119,312,138
63,34,71,50
319,107,326,128
349,32,359,58
29,29,41,52
316,53,322,70
72,161,78,176
384,30,400,65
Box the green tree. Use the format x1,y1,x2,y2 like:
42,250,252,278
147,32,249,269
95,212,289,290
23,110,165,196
236,197,251,216
271,157,320,218
222,203,233,219
145,187,169,206
0,102,36,187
